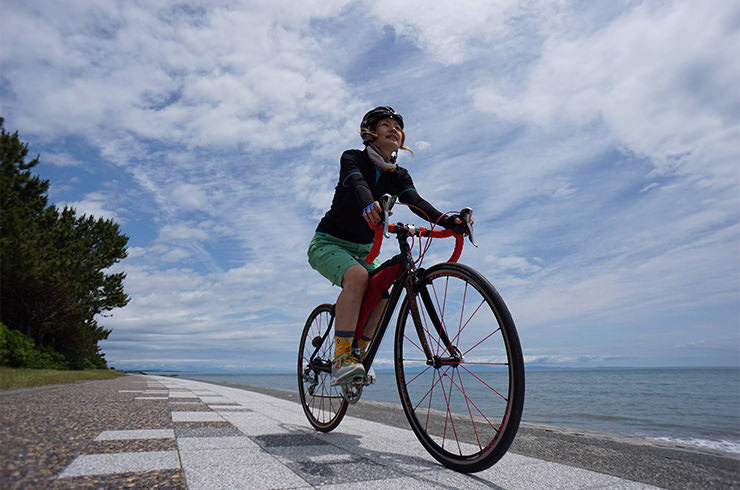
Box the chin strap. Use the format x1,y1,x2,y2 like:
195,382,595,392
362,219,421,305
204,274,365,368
366,144,397,172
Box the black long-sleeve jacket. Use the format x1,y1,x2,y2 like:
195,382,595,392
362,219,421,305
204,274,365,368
316,149,446,244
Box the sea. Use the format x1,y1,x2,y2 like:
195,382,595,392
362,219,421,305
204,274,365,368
168,367,740,455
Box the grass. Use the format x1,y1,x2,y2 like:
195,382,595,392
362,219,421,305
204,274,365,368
0,367,126,391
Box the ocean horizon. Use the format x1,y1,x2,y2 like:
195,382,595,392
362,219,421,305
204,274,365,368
143,366,740,455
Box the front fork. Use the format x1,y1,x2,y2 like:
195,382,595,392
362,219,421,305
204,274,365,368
405,269,463,367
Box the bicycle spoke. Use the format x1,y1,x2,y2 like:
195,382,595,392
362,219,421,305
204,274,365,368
445,368,500,431
462,327,501,357
456,367,483,449
424,368,439,431
442,276,449,321
458,281,468,347
402,331,426,356
412,366,448,413
450,298,487,346
405,365,433,386
439,369,462,455
460,361,508,366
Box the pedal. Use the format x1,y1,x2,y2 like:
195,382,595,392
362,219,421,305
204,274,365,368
331,373,361,387
364,367,376,385
340,376,365,404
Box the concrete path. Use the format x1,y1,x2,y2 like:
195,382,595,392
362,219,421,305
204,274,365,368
54,375,663,489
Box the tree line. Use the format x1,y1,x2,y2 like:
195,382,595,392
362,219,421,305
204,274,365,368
1,118,129,369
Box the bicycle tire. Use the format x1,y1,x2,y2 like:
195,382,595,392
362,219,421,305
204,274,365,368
298,303,348,432
394,263,524,472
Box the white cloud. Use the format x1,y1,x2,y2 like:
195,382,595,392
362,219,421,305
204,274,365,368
470,0,740,188
484,254,542,275
171,184,208,211
639,183,660,193
158,223,209,242
1,1,361,151
44,152,83,167
159,247,192,263
366,0,557,65
126,247,148,259
62,192,121,222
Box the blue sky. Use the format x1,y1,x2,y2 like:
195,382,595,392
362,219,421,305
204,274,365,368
2,0,738,371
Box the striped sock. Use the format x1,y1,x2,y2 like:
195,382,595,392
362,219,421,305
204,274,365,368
334,335,353,361
358,336,372,359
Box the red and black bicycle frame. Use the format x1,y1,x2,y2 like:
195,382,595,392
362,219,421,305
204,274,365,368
308,224,461,376
354,226,460,376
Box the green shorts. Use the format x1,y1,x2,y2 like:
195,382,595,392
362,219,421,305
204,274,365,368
307,233,380,287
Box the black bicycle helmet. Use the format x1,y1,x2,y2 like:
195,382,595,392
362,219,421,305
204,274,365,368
360,106,404,144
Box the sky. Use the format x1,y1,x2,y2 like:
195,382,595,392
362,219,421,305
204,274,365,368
1,0,738,372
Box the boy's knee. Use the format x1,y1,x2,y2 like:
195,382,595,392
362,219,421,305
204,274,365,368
342,266,369,290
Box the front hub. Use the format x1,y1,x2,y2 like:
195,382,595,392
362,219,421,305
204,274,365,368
428,346,463,369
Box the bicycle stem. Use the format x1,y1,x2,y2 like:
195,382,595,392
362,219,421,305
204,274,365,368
379,193,393,238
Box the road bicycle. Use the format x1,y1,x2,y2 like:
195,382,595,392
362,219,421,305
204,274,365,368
298,195,524,473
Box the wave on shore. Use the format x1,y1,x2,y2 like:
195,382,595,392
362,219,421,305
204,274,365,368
650,436,740,455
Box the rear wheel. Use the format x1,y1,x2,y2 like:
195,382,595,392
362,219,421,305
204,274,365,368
298,303,348,432
395,263,524,472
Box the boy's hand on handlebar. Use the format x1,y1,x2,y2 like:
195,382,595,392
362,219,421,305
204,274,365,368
363,201,392,226
443,214,474,235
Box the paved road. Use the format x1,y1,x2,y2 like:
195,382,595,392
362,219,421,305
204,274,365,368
2,374,738,489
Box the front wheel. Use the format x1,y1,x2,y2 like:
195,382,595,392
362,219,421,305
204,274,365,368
298,303,348,432
395,263,525,472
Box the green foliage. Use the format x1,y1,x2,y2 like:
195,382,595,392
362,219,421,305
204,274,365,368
0,118,130,369
0,322,68,369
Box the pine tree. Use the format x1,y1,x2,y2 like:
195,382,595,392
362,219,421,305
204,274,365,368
0,117,49,339
1,118,130,368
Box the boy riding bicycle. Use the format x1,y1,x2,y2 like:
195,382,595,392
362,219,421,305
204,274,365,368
307,106,465,385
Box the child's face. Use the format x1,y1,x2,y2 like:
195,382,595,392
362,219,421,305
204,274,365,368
373,118,403,154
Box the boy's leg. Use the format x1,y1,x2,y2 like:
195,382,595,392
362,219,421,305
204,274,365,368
332,265,368,384
361,297,388,342
334,264,368,339
307,233,375,385
356,296,388,385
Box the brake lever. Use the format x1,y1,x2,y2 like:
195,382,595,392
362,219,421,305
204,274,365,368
379,193,393,238
460,207,477,247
